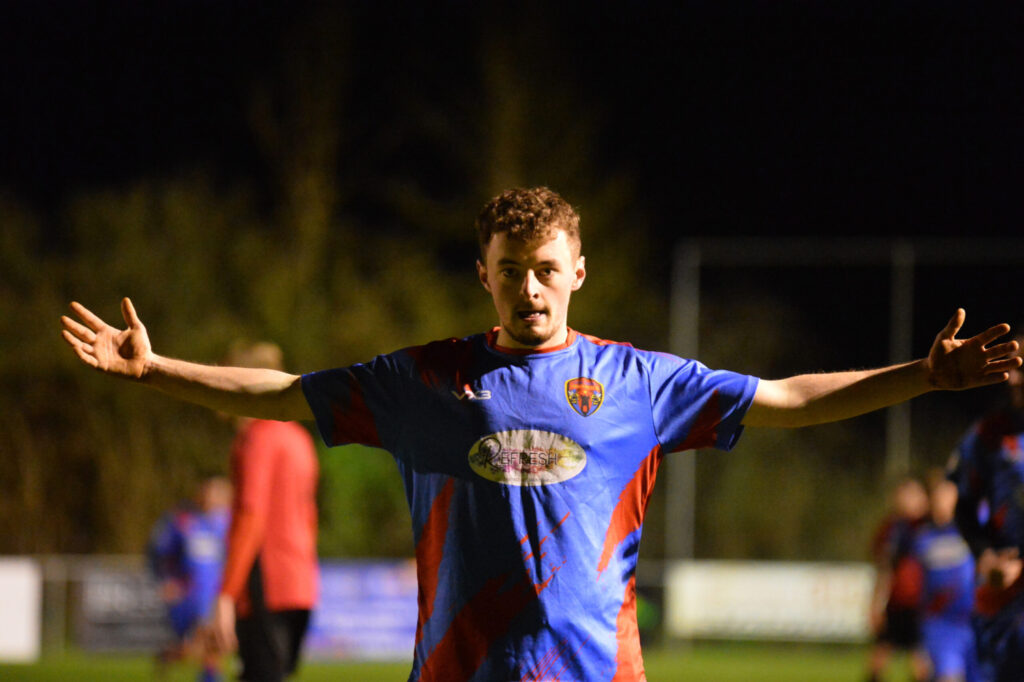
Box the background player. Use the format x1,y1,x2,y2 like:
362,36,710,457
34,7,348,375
210,341,319,682
912,468,980,682
148,476,232,682
62,187,1021,681
866,476,930,682
949,334,1024,682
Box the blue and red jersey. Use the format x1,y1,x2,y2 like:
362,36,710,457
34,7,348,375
950,410,1024,558
871,514,926,610
910,522,975,622
302,328,758,682
147,504,230,624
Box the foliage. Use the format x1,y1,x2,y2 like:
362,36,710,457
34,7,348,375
0,5,903,562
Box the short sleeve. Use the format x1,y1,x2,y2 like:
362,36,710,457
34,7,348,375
644,352,759,452
301,352,411,449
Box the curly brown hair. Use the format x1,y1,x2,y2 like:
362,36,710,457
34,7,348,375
475,187,581,259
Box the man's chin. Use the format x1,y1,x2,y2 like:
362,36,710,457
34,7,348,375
503,323,555,349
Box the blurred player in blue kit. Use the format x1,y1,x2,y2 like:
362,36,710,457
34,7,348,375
911,469,980,682
950,335,1024,682
63,187,1022,681
148,476,232,682
867,476,930,682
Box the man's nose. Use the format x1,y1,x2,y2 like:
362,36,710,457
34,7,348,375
520,270,541,297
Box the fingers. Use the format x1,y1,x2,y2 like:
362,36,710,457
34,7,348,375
986,358,1024,375
121,297,142,329
985,340,1020,359
939,308,966,340
973,322,1014,348
68,301,108,332
61,330,99,368
60,314,97,344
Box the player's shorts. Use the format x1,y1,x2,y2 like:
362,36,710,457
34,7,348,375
167,599,204,639
922,618,980,681
236,608,310,682
876,607,921,649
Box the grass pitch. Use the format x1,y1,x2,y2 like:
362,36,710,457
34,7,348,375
0,641,911,681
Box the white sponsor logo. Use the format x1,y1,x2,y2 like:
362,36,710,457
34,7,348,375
922,534,971,570
468,430,587,486
452,388,492,401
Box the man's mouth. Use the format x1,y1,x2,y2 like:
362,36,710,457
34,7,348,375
516,309,546,321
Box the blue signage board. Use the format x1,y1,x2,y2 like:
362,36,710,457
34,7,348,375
305,560,418,661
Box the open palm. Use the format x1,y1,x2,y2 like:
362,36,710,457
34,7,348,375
61,298,152,379
927,309,1020,390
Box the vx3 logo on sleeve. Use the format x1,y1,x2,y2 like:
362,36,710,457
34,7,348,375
452,383,491,401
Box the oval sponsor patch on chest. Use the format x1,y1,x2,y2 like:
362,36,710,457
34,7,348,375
468,430,587,486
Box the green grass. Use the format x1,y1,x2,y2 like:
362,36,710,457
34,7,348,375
0,642,913,681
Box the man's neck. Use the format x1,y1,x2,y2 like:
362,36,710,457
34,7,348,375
492,326,575,353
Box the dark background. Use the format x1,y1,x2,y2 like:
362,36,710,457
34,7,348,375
2,1,1021,559
3,2,1022,239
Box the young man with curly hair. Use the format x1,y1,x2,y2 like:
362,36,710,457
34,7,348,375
62,186,1019,682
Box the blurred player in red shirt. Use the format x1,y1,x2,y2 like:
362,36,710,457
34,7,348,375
211,341,319,682
866,475,930,682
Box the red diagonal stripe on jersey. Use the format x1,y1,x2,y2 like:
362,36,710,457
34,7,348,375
414,478,456,645
330,382,382,447
418,572,550,682
406,337,475,391
520,638,569,681
671,389,722,452
611,575,645,681
597,445,664,576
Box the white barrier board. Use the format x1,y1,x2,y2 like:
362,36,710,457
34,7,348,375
665,560,874,641
0,557,42,662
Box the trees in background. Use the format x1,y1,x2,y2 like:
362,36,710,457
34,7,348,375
0,5,906,562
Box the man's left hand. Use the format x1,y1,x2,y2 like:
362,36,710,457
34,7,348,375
926,309,1020,390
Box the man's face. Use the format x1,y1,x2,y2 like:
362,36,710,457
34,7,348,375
930,481,958,525
477,229,585,349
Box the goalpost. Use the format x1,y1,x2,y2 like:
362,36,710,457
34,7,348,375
666,237,1024,560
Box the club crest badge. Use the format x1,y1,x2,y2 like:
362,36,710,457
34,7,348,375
565,377,604,417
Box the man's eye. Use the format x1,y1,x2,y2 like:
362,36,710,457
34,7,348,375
500,269,517,278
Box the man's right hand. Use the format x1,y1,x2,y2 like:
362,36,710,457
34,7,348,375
61,297,152,379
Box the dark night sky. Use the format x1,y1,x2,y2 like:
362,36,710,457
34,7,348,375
2,2,1022,241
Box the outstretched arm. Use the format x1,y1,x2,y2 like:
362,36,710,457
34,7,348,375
743,309,1020,428
61,298,312,421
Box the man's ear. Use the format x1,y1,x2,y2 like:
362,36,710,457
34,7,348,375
476,259,491,292
571,255,586,291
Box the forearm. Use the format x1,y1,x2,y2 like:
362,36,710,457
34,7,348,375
744,359,931,428
142,354,310,421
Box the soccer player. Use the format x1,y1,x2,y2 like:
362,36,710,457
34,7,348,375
148,476,232,682
911,469,980,682
62,187,1020,681
949,334,1024,682
211,341,319,682
866,476,930,682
